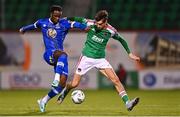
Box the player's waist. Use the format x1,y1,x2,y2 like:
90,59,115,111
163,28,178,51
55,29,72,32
45,48,64,53
82,49,105,58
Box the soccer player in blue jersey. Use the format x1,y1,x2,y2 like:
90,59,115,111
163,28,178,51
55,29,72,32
19,5,86,112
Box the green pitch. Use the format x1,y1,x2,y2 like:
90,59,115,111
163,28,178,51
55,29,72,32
0,89,180,116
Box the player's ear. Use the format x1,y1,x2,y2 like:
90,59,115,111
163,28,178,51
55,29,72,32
59,11,62,17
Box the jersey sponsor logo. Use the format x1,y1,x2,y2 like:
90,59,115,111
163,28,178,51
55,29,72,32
47,28,57,39
92,35,104,43
91,28,95,32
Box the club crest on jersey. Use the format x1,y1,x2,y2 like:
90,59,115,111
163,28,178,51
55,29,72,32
47,28,57,39
104,32,108,36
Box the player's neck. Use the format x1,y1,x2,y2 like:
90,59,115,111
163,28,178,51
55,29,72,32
49,18,58,24
104,24,108,29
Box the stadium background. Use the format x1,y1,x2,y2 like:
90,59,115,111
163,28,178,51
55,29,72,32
0,0,180,116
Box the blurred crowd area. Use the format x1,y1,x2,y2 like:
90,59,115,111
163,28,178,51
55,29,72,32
0,0,179,30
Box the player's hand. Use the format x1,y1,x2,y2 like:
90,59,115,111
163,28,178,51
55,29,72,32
19,28,25,34
128,53,140,62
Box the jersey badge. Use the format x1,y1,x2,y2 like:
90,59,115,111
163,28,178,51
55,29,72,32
47,28,57,39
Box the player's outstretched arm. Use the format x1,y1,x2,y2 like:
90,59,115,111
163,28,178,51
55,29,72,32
67,17,87,23
19,24,37,34
72,21,87,30
19,27,25,34
113,33,140,62
113,33,131,54
67,17,94,30
19,20,41,34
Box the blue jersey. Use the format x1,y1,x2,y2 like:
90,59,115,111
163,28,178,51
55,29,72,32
21,18,87,74
21,18,86,51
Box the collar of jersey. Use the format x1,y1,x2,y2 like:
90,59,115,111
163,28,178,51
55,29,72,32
49,18,53,24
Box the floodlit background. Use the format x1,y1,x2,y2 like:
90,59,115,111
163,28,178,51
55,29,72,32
0,0,180,116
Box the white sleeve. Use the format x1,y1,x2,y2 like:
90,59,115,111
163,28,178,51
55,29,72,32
86,19,95,26
70,21,75,28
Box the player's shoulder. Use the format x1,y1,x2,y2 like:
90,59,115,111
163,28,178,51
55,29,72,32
86,19,95,26
35,18,49,25
38,18,49,22
86,19,94,23
106,24,117,34
33,18,48,27
59,17,69,23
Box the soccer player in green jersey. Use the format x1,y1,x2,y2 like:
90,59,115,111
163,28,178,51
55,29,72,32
57,10,140,111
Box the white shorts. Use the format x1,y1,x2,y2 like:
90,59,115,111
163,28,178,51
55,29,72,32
75,56,112,75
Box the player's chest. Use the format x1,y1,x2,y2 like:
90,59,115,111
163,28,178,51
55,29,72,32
42,23,67,38
88,28,111,43
42,23,67,31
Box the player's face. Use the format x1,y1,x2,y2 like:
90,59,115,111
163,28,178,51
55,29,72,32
50,10,62,24
95,19,107,30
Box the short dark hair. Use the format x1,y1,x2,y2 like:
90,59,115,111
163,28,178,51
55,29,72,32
50,5,62,12
95,10,108,22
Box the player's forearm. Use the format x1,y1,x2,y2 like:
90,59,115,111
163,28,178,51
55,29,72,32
72,22,87,30
20,24,37,33
67,17,86,23
119,39,131,54
113,34,131,54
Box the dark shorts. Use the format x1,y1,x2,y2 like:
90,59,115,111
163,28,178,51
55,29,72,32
43,50,68,76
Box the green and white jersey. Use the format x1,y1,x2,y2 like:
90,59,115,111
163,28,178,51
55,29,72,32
67,17,131,58
83,21,115,58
